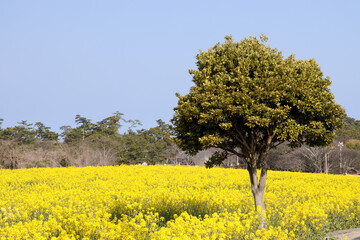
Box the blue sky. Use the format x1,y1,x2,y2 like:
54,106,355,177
1,1,359,132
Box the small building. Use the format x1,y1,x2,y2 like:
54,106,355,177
347,168,359,175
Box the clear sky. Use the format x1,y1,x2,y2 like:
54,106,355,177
1,1,359,132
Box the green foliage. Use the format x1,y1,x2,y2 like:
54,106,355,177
0,121,52,146
0,120,36,144
204,151,228,168
62,112,125,143
34,122,59,141
335,117,360,140
172,35,345,167
58,113,175,166
60,127,82,143
344,139,360,151
93,111,124,136
0,114,176,168
117,120,174,165
0,120,58,144
117,130,147,164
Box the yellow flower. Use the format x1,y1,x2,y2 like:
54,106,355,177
0,165,358,239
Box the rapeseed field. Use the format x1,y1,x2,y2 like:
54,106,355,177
0,165,359,239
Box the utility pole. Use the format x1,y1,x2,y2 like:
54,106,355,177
324,152,329,174
338,142,343,174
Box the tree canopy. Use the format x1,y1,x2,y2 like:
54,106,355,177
0,120,59,144
61,112,125,143
172,35,345,224
118,120,174,165
336,116,360,140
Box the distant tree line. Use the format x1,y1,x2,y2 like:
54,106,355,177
0,115,359,173
218,116,360,174
265,116,360,174
0,113,177,169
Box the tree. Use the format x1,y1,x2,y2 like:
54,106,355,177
34,122,59,141
334,143,360,175
60,125,73,141
117,120,174,165
171,35,344,227
117,130,147,164
93,111,124,137
62,112,127,143
267,144,307,172
139,119,174,164
0,120,36,144
299,146,332,173
75,115,94,141
61,125,83,143
335,117,360,140
344,139,360,151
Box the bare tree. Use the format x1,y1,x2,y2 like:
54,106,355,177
335,147,360,174
0,140,20,169
268,144,306,172
300,146,332,173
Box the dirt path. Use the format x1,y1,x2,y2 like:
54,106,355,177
325,228,360,240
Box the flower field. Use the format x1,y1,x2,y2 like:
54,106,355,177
0,165,359,240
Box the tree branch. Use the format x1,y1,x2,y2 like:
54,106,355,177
232,121,251,152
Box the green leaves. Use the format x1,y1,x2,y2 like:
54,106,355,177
172,35,345,164
0,121,59,144
63,112,125,143
204,151,228,168
199,134,224,148
117,120,174,165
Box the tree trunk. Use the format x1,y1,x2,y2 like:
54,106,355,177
248,165,267,228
